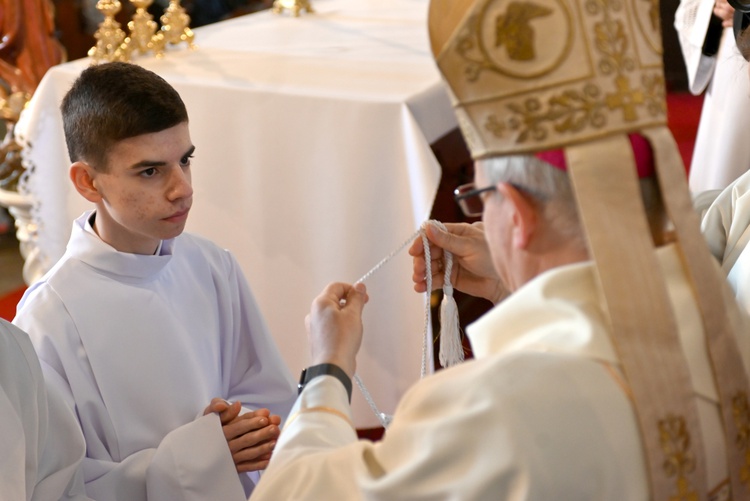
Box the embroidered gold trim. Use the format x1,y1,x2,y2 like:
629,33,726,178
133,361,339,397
284,406,356,431
452,0,666,149
732,391,750,486
456,0,575,80
658,414,699,501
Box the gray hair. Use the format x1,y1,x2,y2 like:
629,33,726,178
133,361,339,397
478,155,584,243
479,154,669,247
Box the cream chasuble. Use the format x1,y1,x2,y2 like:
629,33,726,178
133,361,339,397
252,244,742,500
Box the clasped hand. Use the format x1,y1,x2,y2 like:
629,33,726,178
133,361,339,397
203,398,281,473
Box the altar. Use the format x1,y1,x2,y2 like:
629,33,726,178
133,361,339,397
17,0,458,427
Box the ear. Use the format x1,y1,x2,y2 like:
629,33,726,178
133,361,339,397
69,161,102,204
497,183,537,249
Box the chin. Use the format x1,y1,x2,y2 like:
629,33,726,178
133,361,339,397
160,225,187,240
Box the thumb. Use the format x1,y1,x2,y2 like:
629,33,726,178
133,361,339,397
426,221,459,253
344,283,368,313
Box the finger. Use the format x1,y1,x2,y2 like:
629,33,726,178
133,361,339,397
315,282,353,309
218,401,242,425
222,415,279,446
425,221,466,255
343,283,368,311
232,439,277,465
236,458,271,473
222,407,270,427
268,414,282,426
203,397,232,416
228,423,280,453
407,232,424,257
250,408,271,418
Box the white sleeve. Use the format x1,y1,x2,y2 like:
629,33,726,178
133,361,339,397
253,357,648,500
221,252,296,419
701,169,750,271
15,289,248,501
0,320,91,501
32,384,91,501
674,0,718,94
146,415,247,501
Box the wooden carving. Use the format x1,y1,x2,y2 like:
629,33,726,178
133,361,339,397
0,0,65,190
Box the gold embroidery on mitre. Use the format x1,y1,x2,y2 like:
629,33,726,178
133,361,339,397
495,2,553,61
659,415,699,501
436,0,668,156
455,0,574,81
733,391,750,486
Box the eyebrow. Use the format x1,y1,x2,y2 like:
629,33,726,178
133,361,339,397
129,145,196,170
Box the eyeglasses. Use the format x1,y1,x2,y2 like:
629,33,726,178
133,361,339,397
454,183,496,217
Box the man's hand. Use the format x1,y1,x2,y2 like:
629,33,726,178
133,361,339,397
409,221,506,304
305,282,368,378
714,0,734,27
204,399,282,473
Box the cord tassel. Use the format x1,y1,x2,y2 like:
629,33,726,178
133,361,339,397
433,221,464,368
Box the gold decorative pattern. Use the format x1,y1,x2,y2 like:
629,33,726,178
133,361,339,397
122,0,166,59
155,0,196,51
88,0,128,63
485,83,606,143
273,0,315,16
495,2,553,61
0,90,29,191
457,0,574,80
435,0,668,156
733,391,750,486
658,415,699,501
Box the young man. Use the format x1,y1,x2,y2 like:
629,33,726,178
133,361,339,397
250,0,750,498
13,62,297,500
0,318,90,500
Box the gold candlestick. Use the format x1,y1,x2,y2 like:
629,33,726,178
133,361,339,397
122,0,165,58
272,0,314,17
88,0,128,63
0,90,29,192
155,0,195,51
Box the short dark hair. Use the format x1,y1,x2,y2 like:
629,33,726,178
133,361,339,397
61,62,188,170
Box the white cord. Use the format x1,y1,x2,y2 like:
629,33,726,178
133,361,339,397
351,225,433,428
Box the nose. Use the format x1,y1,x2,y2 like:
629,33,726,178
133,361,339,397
167,165,193,202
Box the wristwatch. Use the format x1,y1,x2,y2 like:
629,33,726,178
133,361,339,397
298,363,352,402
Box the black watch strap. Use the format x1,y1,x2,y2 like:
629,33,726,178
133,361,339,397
298,363,352,402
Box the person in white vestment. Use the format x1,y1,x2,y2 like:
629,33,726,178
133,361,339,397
675,0,750,192
13,62,297,501
700,0,750,316
0,318,91,501
250,0,750,499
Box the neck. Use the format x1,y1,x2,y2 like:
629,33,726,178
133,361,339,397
511,237,589,291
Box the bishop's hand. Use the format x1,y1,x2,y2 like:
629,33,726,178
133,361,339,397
409,221,506,304
306,282,368,378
